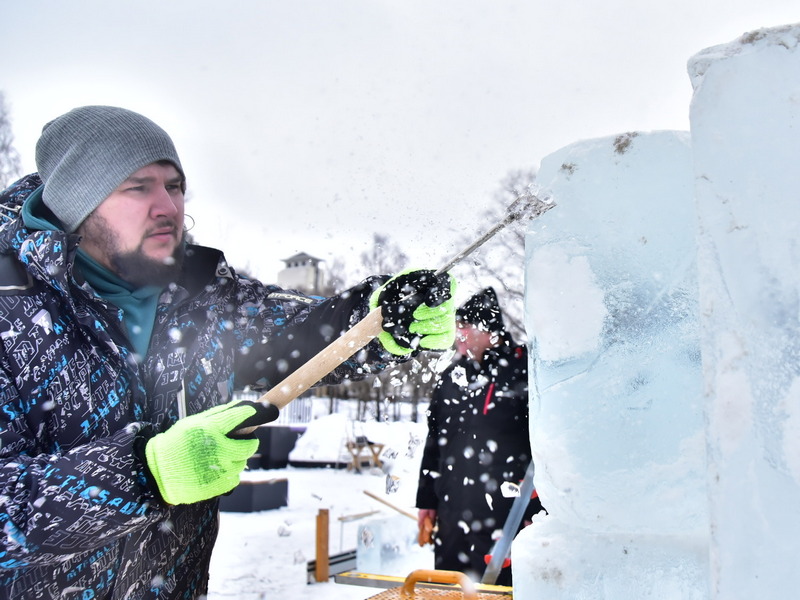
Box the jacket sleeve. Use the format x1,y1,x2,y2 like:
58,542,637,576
231,274,401,390
0,366,161,567
416,385,444,510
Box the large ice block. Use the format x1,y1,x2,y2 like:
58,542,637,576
516,131,709,598
689,23,800,598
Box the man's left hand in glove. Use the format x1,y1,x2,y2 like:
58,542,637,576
369,269,457,356
144,400,279,505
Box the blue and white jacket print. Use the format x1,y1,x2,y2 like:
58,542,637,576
0,174,391,599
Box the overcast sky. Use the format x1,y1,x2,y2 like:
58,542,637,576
2,1,798,283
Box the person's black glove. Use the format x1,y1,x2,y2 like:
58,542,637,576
369,269,457,355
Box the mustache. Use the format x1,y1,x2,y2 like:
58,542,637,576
145,219,181,236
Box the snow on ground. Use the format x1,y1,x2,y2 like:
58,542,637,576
207,414,433,600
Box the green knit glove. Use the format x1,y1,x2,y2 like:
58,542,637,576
369,269,457,356
145,400,278,505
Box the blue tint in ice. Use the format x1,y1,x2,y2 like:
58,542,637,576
514,23,800,600
517,129,711,597
525,130,706,535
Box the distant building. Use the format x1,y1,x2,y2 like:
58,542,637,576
277,252,325,294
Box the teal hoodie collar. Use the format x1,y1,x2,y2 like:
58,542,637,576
21,185,61,231
76,252,163,360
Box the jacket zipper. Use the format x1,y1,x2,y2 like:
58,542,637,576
177,385,187,420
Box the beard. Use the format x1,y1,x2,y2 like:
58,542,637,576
80,214,186,288
110,241,186,288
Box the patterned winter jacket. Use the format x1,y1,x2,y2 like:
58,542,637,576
0,174,391,599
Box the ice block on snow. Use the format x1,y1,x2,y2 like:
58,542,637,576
516,130,709,598
690,23,800,599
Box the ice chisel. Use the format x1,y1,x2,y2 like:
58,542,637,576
237,192,554,433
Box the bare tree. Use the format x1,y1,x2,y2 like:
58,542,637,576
358,232,409,280
452,167,538,342
317,256,348,296
0,92,22,188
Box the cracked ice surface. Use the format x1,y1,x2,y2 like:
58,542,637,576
518,130,709,598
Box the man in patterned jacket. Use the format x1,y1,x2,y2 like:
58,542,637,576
0,105,456,599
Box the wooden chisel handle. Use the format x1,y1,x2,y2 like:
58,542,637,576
235,306,384,434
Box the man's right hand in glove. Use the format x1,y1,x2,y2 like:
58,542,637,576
370,269,457,356
144,400,278,505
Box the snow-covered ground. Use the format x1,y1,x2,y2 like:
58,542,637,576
207,414,434,600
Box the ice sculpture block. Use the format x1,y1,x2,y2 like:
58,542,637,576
356,515,433,576
689,24,800,598
515,131,710,598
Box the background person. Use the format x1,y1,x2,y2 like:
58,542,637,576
415,287,543,586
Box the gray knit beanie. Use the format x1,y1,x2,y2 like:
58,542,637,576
36,106,184,233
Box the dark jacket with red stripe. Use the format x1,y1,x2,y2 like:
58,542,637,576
416,339,542,583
